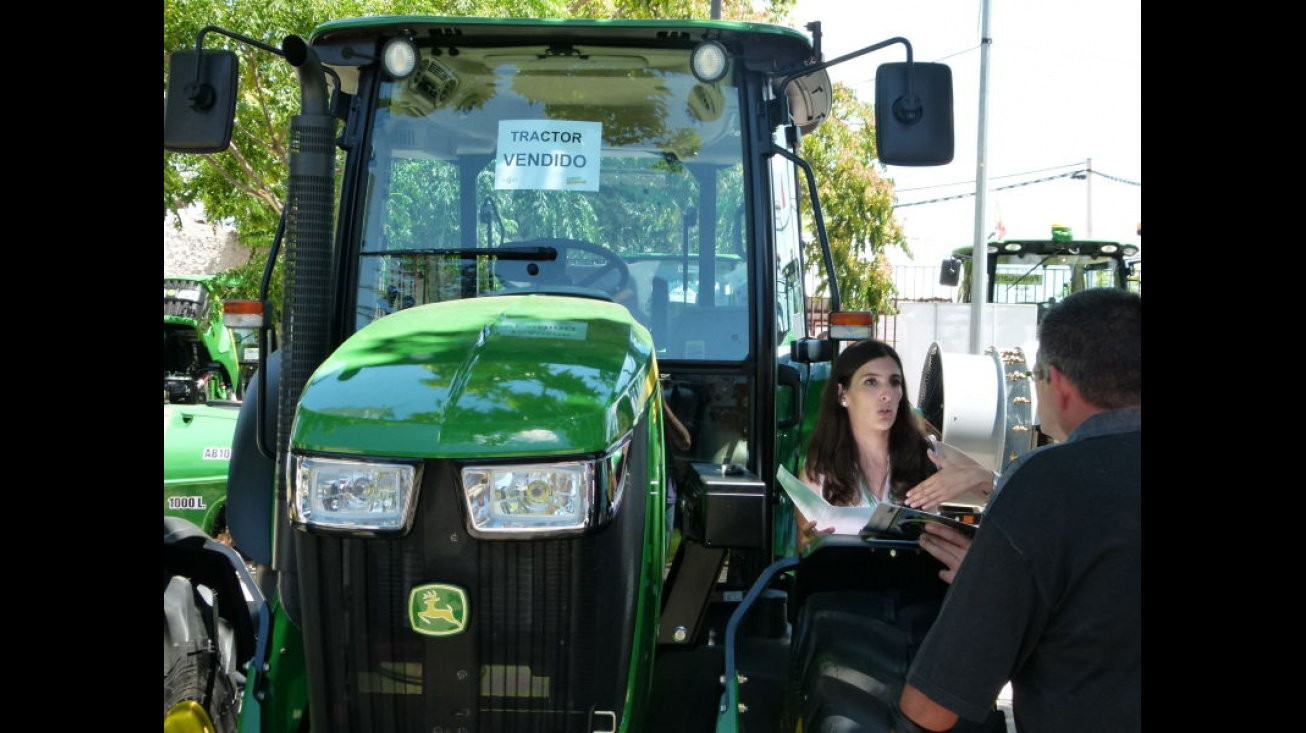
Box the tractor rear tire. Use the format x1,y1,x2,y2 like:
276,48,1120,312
786,589,1007,733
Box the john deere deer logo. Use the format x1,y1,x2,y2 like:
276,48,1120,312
407,583,469,636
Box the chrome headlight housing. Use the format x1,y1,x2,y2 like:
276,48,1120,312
291,455,421,535
459,438,632,538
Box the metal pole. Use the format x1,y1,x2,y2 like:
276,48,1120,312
1086,157,1093,237
969,0,994,354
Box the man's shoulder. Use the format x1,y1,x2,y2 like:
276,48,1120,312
1071,407,1141,441
988,433,1138,516
1011,434,1137,480
1011,409,1139,474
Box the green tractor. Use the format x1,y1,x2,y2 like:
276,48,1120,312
938,229,1141,313
164,276,255,539
163,14,1005,733
164,275,243,405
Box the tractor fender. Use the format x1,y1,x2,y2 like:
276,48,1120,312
227,350,281,566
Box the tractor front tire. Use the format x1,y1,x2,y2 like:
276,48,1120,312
163,574,244,733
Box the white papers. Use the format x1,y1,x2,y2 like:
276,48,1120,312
776,466,874,535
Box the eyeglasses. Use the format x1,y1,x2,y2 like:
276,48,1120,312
1029,363,1050,382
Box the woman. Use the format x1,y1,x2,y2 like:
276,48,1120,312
796,340,993,548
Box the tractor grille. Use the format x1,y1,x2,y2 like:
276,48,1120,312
163,278,209,321
294,458,648,732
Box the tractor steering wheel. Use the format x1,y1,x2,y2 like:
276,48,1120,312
505,238,631,298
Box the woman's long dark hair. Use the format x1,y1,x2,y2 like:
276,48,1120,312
803,339,935,505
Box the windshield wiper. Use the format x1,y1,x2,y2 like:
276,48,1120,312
361,246,558,261
1004,251,1062,296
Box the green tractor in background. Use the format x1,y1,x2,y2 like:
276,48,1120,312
164,275,257,539
165,275,245,404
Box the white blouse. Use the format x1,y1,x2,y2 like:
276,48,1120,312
822,471,891,507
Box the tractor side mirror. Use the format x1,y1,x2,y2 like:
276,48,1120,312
875,62,954,166
164,49,239,154
939,257,961,287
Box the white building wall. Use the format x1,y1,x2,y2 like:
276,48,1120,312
163,206,249,277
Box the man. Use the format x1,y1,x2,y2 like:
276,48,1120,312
896,288,1141,732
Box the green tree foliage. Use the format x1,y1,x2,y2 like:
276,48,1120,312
798,83,908,317
164,0,574,307
589,0,794,20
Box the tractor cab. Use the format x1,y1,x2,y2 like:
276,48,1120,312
940,228,1140,321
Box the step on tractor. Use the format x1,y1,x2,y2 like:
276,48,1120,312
163,14,1009,733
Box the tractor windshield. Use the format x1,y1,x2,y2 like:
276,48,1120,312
354,43,750,361
952,240,1138,311
991,252,1122,304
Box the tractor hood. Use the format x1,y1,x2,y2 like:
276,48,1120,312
163,402,240,483
294,295,658,459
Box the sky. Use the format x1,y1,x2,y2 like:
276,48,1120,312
786,0,1141,268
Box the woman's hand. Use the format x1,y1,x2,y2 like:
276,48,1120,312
903,441,995,511
917,522,972,584
795,511,835,552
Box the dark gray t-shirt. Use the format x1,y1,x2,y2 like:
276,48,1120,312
906,408,1141,732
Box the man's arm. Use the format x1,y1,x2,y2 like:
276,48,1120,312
897,684,960,732
894,524,974,727
904,505,1032,727
663,400,692,451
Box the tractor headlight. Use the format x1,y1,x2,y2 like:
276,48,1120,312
291,455,420,535
459,439,631,538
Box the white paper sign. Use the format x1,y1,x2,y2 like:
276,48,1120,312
495,120,601,191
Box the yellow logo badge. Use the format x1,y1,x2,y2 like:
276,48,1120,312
408,583,469,636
